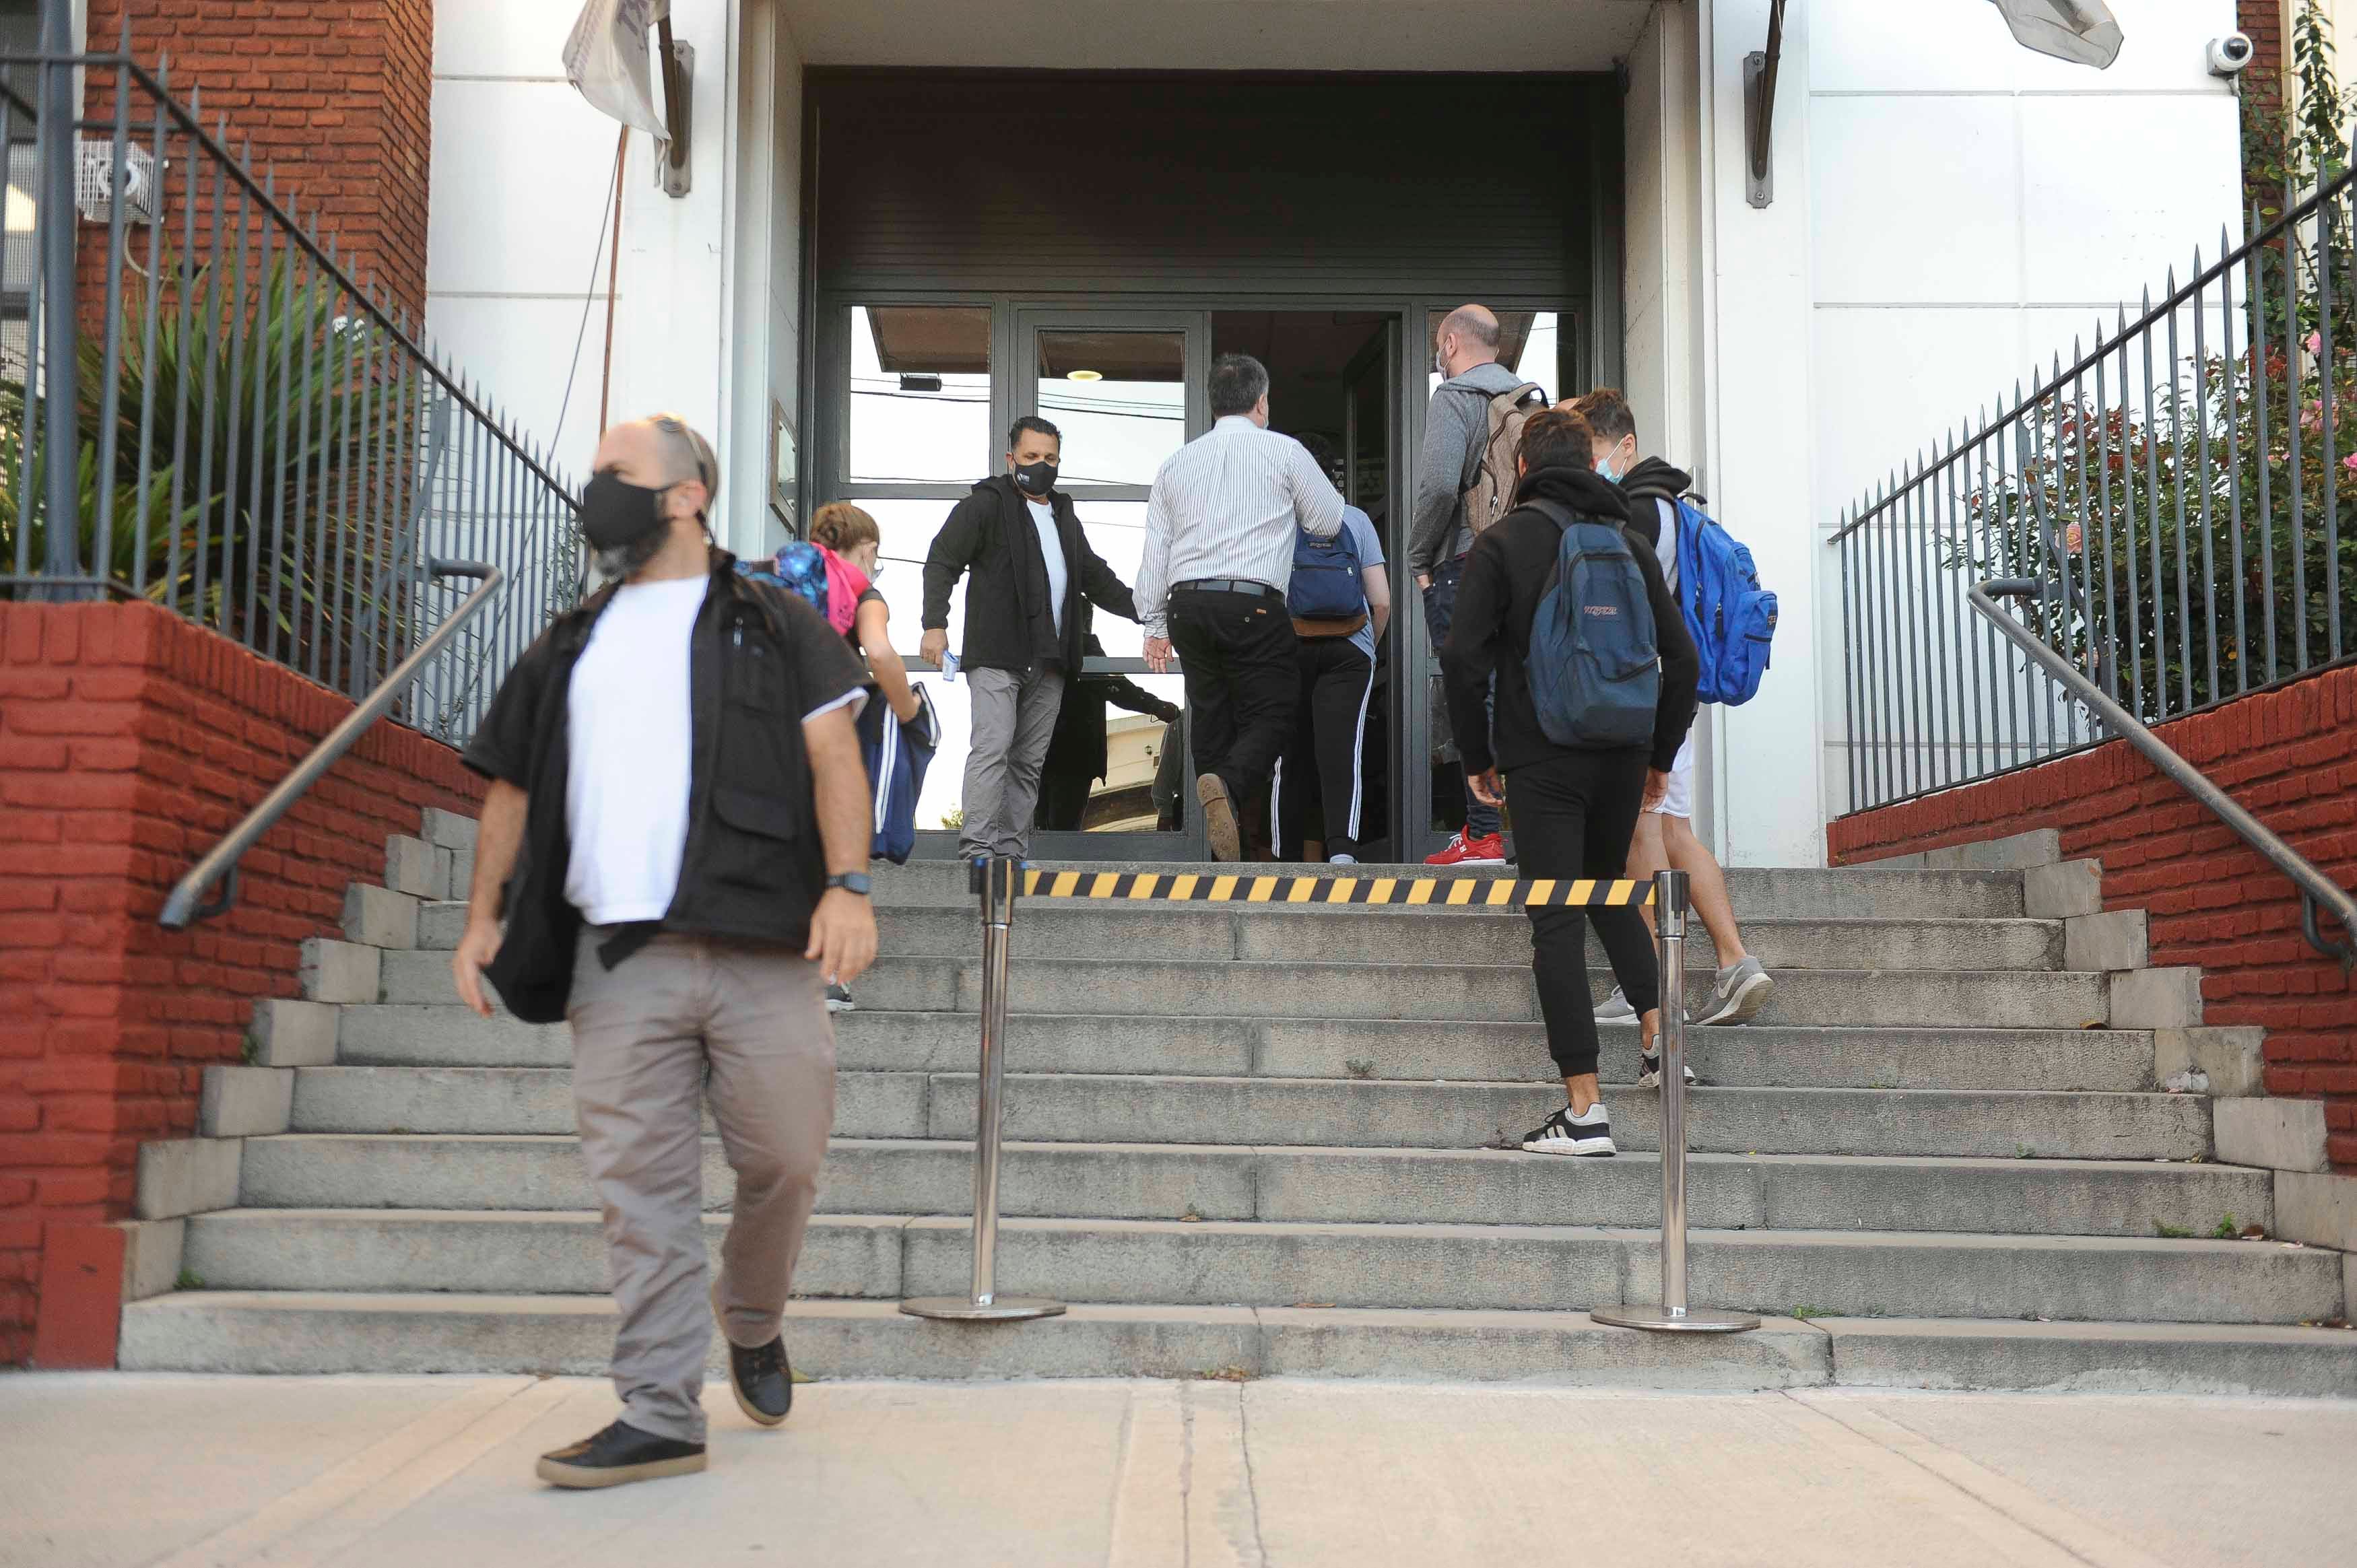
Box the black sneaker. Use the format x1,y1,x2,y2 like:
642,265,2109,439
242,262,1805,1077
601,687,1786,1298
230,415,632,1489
536,1421,706,1489
723,1334,794,1426
826,982,855,1013
1637,1052,1698,1089
1520,1102,1616,1157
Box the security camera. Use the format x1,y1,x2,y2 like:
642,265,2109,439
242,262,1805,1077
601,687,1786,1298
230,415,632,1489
2207,33,2255,77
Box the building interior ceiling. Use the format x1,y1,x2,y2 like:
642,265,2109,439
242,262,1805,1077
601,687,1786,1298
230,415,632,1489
779,1,1653,73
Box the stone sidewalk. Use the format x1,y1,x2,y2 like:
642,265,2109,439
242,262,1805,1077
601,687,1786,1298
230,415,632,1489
4,1374,2354,1567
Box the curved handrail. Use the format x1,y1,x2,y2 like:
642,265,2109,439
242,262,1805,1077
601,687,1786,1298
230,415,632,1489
159,560,506,930
1973,579,2357,972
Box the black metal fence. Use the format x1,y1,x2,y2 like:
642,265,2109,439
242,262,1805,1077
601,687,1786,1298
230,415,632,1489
0,45,580,742
1832,166,2357,813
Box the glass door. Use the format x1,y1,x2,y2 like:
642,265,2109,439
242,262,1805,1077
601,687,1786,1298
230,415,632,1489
1016,309,1211,858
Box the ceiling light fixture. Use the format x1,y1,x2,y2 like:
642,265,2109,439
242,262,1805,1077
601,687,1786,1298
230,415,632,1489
1067,369,1103,382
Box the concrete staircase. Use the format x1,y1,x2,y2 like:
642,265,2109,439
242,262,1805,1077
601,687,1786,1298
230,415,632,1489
120,816,2357,1392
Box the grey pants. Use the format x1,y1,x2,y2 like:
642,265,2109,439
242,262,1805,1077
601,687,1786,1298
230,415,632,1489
958,664,1065,858
568,927,837,1444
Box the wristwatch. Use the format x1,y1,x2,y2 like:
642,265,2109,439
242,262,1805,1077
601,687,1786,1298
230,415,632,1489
825,872,873,897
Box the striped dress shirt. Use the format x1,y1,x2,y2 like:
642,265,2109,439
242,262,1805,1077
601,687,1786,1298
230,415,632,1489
1135,415,1346,639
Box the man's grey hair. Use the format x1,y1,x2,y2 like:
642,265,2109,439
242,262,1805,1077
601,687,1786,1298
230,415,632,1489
1208,353,1269,419
649,413,719,516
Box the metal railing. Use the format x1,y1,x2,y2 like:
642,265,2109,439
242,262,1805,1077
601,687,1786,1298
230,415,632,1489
158,560,502,928
0,43,581,743
1973,580,2356,968
1833,165,2357,813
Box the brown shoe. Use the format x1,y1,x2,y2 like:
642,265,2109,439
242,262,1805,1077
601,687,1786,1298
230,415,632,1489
1197,772,1239,860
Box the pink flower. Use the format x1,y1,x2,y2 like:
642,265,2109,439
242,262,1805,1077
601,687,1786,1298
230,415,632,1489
2307,331,2325,356
2302,400,2324,431
2342,451,2357,471
2064,522,2084,551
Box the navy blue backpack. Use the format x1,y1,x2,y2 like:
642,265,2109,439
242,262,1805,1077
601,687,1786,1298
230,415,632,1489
1287,519,1367,623
1524,499,1659,749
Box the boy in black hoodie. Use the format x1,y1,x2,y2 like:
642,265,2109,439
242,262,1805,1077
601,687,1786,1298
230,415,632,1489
1440,407,1700,1157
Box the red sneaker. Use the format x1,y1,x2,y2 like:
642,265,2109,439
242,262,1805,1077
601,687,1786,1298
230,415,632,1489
1425,829,1507,866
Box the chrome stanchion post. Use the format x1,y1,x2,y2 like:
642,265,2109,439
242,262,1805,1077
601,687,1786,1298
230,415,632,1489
901,856,1066,1323
1593,868,1759,1335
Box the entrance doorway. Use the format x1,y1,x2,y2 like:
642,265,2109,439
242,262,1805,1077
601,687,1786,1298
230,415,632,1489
826,301,1575,861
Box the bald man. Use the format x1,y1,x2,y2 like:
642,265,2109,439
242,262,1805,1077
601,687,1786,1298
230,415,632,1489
455,414,877,1489
1411,304,1546,865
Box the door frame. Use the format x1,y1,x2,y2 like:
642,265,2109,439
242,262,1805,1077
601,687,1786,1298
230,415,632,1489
810,292,1599,862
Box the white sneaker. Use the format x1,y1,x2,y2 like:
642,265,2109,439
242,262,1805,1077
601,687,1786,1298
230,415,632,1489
1636,1052,1697,1089
1329,854,1358,865
1594,986,1637,1022
1521,1101,1616,1157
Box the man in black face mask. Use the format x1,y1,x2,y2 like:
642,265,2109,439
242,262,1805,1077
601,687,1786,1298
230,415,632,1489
453,413,877,1490
921,415,1139,859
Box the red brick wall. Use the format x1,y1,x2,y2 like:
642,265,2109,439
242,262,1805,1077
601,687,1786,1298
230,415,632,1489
1828,667,2357,1172
87,0,436,318
0,601,483,1365
2239,0,2286,102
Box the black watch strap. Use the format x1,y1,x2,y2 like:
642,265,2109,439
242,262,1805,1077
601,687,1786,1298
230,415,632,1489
826,872,873,897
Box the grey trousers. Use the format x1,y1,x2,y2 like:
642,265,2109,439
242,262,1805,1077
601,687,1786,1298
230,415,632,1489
568,927,837,1443
958,664,1065,859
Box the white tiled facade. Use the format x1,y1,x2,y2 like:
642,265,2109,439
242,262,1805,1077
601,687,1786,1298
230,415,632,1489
428,0,2253,866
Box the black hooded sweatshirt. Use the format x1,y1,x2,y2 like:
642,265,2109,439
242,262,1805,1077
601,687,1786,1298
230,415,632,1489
1440,462,1699,777
1617,456,1693,552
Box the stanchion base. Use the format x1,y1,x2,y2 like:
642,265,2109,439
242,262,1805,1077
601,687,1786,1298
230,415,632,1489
898,1295,1068,1322
1591,1304,1761,1334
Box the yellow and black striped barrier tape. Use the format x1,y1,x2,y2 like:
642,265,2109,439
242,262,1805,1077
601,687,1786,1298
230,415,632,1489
1016,870,1655,909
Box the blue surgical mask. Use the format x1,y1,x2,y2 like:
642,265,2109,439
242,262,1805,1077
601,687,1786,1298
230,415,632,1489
1595,456,1622,483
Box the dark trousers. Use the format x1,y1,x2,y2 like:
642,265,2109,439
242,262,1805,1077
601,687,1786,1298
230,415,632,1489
1507,748,1659,1079
1422,557,1501,839
1034,765,1092,831
1167,586,1299,815
1273,637,1375,860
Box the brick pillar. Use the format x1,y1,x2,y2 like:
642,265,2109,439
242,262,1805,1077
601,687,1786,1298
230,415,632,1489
0,601,482,1365
86,0,436,319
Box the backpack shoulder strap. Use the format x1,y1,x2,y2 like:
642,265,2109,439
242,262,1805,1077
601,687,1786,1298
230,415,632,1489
1524,498,1578,535
1492,380,1545,409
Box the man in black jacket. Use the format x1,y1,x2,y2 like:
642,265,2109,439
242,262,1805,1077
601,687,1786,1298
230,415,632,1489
451,414,877,1489
921,415,1139,859
1441,407,1700,1160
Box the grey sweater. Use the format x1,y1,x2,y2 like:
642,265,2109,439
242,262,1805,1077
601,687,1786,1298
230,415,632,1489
1407,360,1538,576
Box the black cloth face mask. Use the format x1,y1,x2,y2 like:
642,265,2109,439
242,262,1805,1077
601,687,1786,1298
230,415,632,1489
1012,460,1058,498
580,471,672,551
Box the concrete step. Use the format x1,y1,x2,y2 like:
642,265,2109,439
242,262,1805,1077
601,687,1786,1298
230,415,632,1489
240,1134,2274,1239
118,1291,2357,1394
414,904,2061,974
174,1209,2347,1324
289,1066,927,1142
337,1005,2161,1094
859,861,2029,921
284,1066,2206,1160
376,951,2112,1029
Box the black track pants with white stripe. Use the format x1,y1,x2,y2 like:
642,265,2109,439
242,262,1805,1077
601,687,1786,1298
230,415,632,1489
1273,637,1376,861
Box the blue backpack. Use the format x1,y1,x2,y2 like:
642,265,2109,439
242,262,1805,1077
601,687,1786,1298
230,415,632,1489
1525,500,1659,749
1669,497,1777,706
1287,518,1367,622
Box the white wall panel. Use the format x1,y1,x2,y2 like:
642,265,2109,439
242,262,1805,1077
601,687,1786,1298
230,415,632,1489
1808,96,2022,305
426,81,619,298
2020,95,2243,303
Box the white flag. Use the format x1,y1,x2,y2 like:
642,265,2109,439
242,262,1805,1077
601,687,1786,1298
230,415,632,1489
563,0,671,139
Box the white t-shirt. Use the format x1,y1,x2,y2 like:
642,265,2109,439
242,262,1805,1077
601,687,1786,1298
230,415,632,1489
1028,498,1069,637
564,576,706,926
